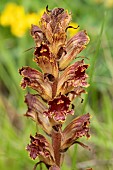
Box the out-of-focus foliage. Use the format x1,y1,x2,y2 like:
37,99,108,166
0,0,113,170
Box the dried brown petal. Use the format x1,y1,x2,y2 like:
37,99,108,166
44,95,74,125
31,24,44,47
59,30,90,70
40,8,71,55
61,113,90,152
19,66,52,101
67,86,86,102
26,133,55,166
25,93,52,135
57,59,89,96
34,43,58,78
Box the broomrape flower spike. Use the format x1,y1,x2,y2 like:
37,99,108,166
19,6,91,170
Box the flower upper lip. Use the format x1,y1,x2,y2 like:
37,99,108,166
60,113,90,152
59,30,90,70
19,66,53,101
24,93,52,135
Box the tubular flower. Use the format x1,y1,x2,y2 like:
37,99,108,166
26,133,55,166
24,93,52,135
61,113,90,152
19,66,52,101
19,6,91,170
59,30,90,70
57,59,89,96
34,43,58,79
40,7,71,55
44,95,74,125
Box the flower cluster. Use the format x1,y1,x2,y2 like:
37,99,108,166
19,6,90,170
0,3,79,37
0,3,44,37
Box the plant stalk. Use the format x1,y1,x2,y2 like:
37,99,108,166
52,127,62,167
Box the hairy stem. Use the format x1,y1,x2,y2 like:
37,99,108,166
52,127,62,167
52,79,58,98
49,165,60,170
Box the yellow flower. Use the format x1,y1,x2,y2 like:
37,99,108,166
26,9,45,28
67,22,79,37
10,19,27,37
0,2,45,37
26,13,39,28
36,9,45,22
0,3,17,26
1,3,25,26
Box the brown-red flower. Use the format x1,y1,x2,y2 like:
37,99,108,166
40,7,71,55
26,133,55,166
24,93,52,135
44,95,74,125
57,59,89,97
34,43,58,79
59,30,90,70
19,66,52,101
61,113,90,152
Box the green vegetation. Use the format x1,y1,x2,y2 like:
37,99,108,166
0,0,113,170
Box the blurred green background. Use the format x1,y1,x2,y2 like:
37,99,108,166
0,0,113,170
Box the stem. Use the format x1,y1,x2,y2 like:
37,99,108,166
52,78,58,98
52,126,62,167
49,165,60,170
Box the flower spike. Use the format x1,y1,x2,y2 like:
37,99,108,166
19,6,91,170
